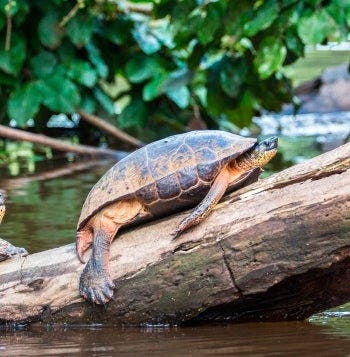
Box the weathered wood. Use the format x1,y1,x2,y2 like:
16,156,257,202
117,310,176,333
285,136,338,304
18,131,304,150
0,143,349,326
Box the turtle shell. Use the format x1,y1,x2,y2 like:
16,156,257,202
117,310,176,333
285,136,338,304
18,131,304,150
77,130,256,230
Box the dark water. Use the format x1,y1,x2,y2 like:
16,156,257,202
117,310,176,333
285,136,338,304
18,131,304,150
1,322,350,356
0,134,349,355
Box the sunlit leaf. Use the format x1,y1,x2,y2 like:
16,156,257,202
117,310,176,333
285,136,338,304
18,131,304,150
65,60,97,87
93,88,115,115
166,86,190,108
8,82,42,126
297,9,335,45
142,73,168,101
125,54,163,83
243,0,279,36
132,22,161,54
254,37,287,79
86,43,108,78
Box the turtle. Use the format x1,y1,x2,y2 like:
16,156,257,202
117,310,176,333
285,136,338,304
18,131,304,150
0,192,28,262
76,130,278,304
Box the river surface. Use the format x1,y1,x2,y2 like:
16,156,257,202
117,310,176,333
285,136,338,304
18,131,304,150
1,321,350,356
0,114,350,354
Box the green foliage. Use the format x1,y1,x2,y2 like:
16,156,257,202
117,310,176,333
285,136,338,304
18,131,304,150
0,0,348,141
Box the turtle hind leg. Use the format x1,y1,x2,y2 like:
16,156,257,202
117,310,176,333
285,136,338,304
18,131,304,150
0,238,28,262
79,199,148,305
76,229,93,263
79,224,119,305
79,222,119,304
172,166,230,239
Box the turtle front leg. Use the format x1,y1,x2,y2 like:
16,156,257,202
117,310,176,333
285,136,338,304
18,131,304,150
172,166,230,239
79,218,119,305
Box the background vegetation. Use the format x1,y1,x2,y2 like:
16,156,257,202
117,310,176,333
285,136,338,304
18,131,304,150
0,0,349,143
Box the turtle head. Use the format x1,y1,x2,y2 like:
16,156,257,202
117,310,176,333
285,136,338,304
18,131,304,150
0,192,5,224
249,136,278,168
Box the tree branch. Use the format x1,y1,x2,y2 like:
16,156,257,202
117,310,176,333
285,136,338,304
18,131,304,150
0,125,127,160
77,110,144,148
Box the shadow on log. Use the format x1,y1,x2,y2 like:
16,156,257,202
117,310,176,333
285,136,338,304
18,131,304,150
0,143,349,326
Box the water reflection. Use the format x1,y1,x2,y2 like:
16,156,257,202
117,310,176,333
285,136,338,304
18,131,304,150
0,160,112,252
1,322,350,356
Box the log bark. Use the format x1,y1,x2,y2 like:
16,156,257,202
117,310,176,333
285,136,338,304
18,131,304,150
0,143,349,326
0,125,127,159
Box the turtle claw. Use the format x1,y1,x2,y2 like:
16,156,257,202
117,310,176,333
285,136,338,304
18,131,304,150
4,245,28,258
171,229,182,240
171,222,187,240
79,260,115,305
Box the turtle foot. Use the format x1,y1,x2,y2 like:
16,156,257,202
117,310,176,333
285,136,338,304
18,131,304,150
7,246,28,257
79,260,115,305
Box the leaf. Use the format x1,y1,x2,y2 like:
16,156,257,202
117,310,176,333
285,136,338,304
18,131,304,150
8,82,42,126
197,5,221,45
225,90,255,128
93,88,115,115
142,72,168,101
220,57,247,98
38,11,64,49
166,86,190,108
86,43,108,78
142,69,192,102
132,22,161,55
36,72,81,112
118,98,148,128
80,95,97,114
65,60,97,87
30,51,57,78
285,28,304,56
102,18,131,45
66,13,95,47
148,18,174,48
125,54,163,83
254,37,287,79
297,9,335,45
0,34,26,75
243,0,279,36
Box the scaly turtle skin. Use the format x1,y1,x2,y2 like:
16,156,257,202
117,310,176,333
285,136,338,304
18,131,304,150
77,130,278,304
0,192,28,262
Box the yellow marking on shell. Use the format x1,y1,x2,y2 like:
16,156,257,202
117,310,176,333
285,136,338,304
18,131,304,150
93,199,149,226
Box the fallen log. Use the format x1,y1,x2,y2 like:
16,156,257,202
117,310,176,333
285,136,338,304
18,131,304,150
0,143,349,326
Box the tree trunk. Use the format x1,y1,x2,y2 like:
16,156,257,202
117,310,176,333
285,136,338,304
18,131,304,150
0,143,349,326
